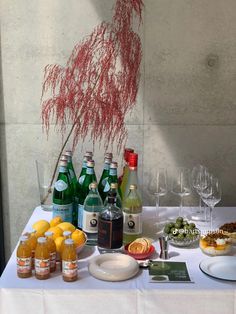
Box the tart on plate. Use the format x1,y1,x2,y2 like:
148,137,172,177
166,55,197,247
200,231,232,256
219,222,236,244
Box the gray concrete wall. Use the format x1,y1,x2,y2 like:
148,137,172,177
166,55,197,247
1,0,236,259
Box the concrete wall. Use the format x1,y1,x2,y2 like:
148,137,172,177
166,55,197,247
1,0,236,259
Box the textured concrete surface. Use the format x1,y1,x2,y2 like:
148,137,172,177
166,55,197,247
1,0,236,259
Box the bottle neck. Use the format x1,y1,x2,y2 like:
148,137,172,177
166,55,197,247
86,166,94,175
82,160,87,168
103,163,110,171
59,166,68,173
109,168,117,176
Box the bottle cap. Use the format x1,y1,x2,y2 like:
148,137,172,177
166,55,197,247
59,160,68,167
124,148,134,163
20,235,28,242
105,152,113,159
63,231,72,237
65,239,74,245
90,182,97,189
65,150,72,157
110,161,118,169
37,237,47,244
60,155,68,161
87,160,95,167
45,231,53,237
129,184,137,190
85,151,93,157
110,183,118,189
104,157,112,164
129,153,138,168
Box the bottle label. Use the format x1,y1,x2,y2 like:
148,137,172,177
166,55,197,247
102,177,108,187
50,252,56,268
35,258,50,275
54,180,68,191
17,257,32,273
82,161,87,168
86,167,94,175
109,169,117,176
98,217,123,249
103,181,110,193
62,260,78,278
78,204,84,229
58,166,67,173
79,175,86,185
104,163,110,171
69,169,75,179
123,213,142,235
83,211,98,233
53,203,73,223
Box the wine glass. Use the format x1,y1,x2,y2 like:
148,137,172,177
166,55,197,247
148,168,167,221
191,165,210,221
171,167,191,217
201,176,221,230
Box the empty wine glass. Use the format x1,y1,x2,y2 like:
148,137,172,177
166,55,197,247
148,168,167,221
171,167,191,217
191,165,210,221
201,175,221,230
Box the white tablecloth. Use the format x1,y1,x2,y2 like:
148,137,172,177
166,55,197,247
1,206,236,314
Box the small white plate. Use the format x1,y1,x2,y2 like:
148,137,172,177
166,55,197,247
88,253,139,281
199,256,236,281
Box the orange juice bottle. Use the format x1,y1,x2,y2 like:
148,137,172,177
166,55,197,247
45,231,57,272
16,236,32,278
60,231,72,258
35,237,50,280
25,228,37,269
62,239,78,282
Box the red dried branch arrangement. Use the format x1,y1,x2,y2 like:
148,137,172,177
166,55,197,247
40,0,143,197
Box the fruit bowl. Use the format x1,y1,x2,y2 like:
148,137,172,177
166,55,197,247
75,233,87,254
124,243,155,260
167,233,200,247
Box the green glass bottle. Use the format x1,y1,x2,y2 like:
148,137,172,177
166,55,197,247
64,150,79,227
78,155,90,189
53,160,73,223
104,183,122,209
103,162,120,198
98,156,112,202
83,182,103,245
78,160,97,229
123,184,142,244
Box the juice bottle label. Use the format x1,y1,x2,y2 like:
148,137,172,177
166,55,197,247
54,179,68,191
83,211,98,233
62,260,78,278
98,217,123,249
78,204,84,229
35,258,50,275
123,213,142,235
17,257,31,273
53,203,73,223
50,252,57,268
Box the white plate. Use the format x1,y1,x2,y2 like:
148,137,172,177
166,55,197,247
88,253,139,281
199,256,236,281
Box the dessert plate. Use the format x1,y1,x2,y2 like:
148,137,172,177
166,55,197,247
199,256,236,281
88,253,139,281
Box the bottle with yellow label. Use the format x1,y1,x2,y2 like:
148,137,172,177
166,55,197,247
35,237,50,280
62,239,78,282
45,231,57,273
16,236,32,278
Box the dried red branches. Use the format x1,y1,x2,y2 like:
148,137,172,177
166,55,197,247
41,0,143,153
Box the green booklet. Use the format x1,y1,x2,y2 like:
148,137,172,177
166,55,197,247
149,261,193,283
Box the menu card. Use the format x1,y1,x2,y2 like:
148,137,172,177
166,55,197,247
149,261,193,283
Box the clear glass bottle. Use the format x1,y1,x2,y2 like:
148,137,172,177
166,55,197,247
123,184,143,244
83,182,103,245
104,183,122,209
62,239,78,282
97,192,123,253
98,156,112,202
124,153,141,199
35,237,50,280
16,236,32,278
120,148,134,200
78,160,97,229
53,160,73,223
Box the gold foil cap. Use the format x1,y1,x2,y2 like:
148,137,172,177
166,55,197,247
129,184,137,190
110,183,118,189
90,182,97,189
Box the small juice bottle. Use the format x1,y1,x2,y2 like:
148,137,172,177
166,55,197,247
60,231,72,270
25,228,37,269
16,236,32,278
62,239,78,282
35,237,50,280
45,231,57,273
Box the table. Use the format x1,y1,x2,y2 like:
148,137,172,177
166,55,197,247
1,206,236,314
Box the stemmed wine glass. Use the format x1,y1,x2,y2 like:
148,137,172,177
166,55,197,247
148,168,168,222
201,175,221,230
171,167,191,217
191,165,210,221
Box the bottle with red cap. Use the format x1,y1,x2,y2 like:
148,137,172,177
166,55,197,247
119,148,134,200
124,152,141,200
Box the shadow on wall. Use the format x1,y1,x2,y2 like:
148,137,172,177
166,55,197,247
0,38,10,268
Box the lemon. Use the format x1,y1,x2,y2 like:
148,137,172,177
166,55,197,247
32,220,50,238
57,222,76,233
47,226,63,240
50,216,63,227
71,229,86,247
54,236,65,253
